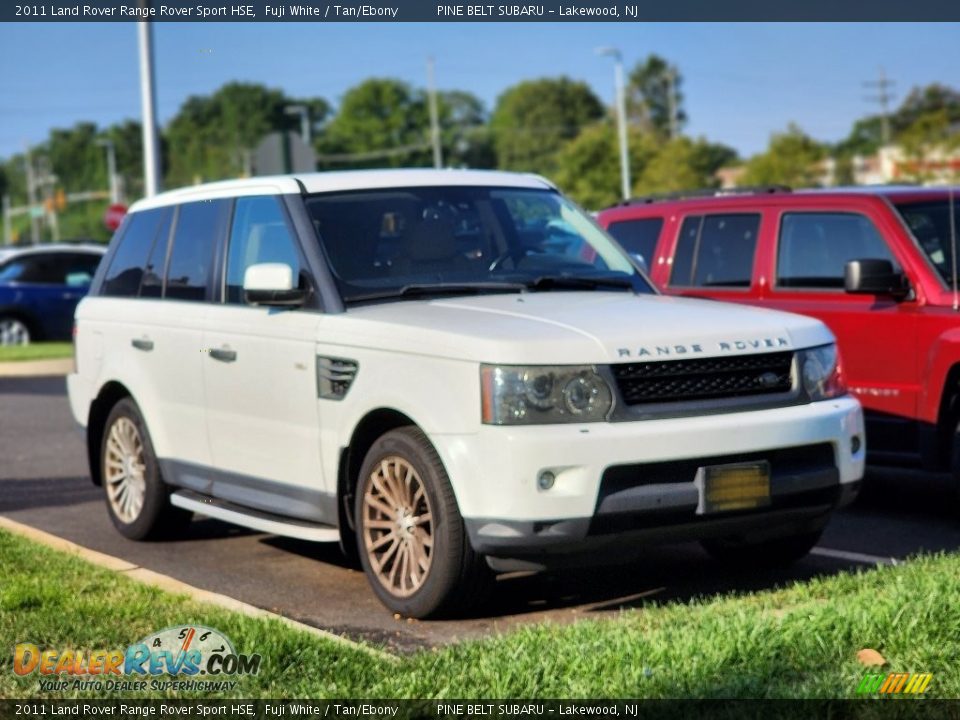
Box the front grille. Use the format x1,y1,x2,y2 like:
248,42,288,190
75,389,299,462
611,351,793,406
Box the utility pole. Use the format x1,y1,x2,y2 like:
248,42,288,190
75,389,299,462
36,156,59,243
427,57,443,169
23,143,40,244
137,7,162,197
864,67,896,146
97,138,120,203
666,67,678,140
596,47,631,201
2,195,11,246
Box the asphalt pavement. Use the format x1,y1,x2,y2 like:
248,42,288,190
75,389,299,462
3,375,959,653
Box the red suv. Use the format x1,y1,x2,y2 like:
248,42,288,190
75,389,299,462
598,186,960,481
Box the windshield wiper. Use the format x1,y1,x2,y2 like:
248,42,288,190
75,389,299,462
526,275,636,292
347,282,528,303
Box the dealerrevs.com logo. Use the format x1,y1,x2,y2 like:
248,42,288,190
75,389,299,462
13,625,261,693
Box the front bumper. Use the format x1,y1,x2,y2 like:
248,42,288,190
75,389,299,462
431,396,864,561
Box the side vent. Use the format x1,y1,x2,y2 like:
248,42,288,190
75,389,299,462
317,356,359,400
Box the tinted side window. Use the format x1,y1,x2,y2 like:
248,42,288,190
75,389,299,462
669,214,760,288
102,209,166,297
139,210,173,299
0,256,60,284
607,218,664,272
165,200,229,302
777,212,896,289
225,196,302,304
62,253,103,287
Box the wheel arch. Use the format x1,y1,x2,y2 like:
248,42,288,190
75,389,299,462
336,407,419,555
86,381,134,486
0,304,44,341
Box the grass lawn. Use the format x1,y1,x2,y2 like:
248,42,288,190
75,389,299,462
1,527,958,700
0,342,72,362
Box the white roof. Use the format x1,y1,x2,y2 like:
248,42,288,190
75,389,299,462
0,243,106,259
130,169,556,213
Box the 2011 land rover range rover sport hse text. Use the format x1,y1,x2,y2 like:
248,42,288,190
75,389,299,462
67,169,865,618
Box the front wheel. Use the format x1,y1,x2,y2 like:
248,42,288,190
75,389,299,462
355,427,490,618
101,398,192,540
701,529,822,569
0,316,31,345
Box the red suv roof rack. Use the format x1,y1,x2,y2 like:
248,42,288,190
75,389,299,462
617,185,793,207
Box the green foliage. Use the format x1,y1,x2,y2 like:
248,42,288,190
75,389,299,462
553,122,657,209
490,77,604,176
627,54,686,137
438,90,495,169
317,78,432,169
634,137,737,196
165,82,324,185
897,110,960,183
740,124,826,188
554,126,736,210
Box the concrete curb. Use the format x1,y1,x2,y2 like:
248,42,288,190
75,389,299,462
0,358,73,377
0,514,398,661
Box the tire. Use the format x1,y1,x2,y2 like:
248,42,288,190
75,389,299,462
701,529,822,569
949,418,960,504
0,316,31,346
354,427,490,618
100,398,192,540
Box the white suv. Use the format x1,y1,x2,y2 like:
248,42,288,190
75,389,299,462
68,170,865,618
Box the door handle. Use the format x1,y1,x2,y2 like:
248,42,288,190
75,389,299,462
209,347,237,363
131,338,154,351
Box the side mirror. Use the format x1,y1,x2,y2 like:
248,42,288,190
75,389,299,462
844,259,909,298
243,263,307,307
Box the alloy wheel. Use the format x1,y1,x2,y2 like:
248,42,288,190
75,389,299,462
362,456,434,598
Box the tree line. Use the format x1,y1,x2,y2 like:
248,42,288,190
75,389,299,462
2,56,958,242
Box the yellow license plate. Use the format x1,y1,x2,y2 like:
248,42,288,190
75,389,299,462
699,462,771,514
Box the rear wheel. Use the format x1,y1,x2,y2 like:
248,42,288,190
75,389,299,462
701,529,822,568
101,398,192,540
0,316,30,345
355,427,490,618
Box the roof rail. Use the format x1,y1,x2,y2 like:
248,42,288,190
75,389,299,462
618,185,793,206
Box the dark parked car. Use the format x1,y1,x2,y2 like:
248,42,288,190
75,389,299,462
0,244,106,345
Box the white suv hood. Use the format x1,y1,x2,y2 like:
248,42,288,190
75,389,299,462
331,291,833,364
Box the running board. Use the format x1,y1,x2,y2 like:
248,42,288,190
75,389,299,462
170,490,340,543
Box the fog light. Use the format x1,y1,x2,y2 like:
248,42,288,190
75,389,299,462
851,435,862,454
537,470,556,491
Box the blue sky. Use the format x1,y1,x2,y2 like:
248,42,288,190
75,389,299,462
1,22,959,161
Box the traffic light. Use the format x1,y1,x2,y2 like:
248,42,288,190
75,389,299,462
55,189,66,211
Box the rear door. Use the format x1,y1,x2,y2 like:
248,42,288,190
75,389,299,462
662,211,765,301
201,196,330,523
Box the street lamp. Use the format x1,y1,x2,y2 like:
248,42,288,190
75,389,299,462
137,11,162,197
285,105,312,145
596,46,631,201
97,138,120,204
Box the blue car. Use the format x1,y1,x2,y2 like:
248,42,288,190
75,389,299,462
0,244,106,345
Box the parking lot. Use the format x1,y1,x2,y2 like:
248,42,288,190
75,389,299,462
3,374,960,654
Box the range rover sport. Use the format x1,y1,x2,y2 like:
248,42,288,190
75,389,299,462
67,170,865,618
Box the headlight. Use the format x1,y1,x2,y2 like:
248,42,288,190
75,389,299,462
797,344,846,401
481,364,614,425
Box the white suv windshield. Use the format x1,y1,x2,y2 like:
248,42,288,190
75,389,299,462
304,186,651,302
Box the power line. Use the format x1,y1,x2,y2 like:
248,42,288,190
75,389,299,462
863,67,896,145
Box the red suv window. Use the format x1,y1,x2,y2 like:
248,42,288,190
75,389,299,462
775,212,896,290
669,213,760,288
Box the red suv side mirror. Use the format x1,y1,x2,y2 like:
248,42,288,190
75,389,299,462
844,259,909,299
